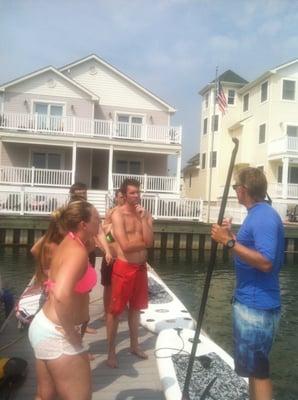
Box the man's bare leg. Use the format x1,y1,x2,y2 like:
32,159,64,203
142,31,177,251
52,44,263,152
249,377,272,400
128,308,148,359
106,312,119,368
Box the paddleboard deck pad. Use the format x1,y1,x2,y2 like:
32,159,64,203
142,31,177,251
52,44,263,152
156,328,248,400
140,271,195,333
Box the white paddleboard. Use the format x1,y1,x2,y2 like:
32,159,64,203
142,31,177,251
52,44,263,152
156,328,248,400
140,270,195,333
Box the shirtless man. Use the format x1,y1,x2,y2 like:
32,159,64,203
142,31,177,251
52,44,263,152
106,178,153,368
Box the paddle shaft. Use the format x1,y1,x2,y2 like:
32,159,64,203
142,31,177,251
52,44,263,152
182,138,239,400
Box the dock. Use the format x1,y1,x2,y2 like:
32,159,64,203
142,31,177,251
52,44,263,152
0,261,165,399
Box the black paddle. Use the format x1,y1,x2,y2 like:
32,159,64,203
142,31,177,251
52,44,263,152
182,137,239,400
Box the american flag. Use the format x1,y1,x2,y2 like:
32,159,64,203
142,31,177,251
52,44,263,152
217,80,227,114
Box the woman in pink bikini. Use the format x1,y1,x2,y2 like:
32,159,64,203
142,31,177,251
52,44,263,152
29,201,100,400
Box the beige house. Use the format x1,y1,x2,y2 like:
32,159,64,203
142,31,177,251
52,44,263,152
0,54,202,219
182,153,200,198
198,60,298,214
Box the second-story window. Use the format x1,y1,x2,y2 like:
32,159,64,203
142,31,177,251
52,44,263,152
189,173,192,188
243,93,249,112
209,151,217,168
282,80,296,100
259,124,266,144
261,81,268,102
228,90,235,105
203,118,208,135
212,115,219,132
117,114,143,139
287,125,298,137
201,153,206,169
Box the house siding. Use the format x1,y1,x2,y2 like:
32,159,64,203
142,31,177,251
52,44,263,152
65,59,171,113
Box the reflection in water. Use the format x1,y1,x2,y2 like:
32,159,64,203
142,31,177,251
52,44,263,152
149,249,298,400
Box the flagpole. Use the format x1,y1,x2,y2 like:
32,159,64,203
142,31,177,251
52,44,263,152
206,66,218,223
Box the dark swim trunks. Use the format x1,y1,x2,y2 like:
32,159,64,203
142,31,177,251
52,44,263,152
100,257,114,286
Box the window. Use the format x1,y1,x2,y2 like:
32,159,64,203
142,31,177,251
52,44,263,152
212,115,219,132
32,152,61,169
257,166,264,172
203,118,208,135
228,90,235,105
282,80,296,100
289,167,298,184
34,102,63,131
116,114,144,139
278,166,282,183
259,124,266,144
243,93,249,112
189,173,192,188
209,151,217,168
115,160,141,174
261,81,268,102
287,125,298,137
204,93,209,108
201,153,206,169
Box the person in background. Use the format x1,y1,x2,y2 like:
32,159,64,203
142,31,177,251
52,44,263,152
29,201,100,400
69,182,88,202
211,167,284,400
101,189,124,316
106,179,153,368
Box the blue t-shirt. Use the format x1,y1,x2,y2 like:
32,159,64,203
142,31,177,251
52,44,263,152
234,202,284,310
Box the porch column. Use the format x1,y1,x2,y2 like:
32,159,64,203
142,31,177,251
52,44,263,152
176,152,182,193
282,156,289,199
71,142,77,185
108,145,114,192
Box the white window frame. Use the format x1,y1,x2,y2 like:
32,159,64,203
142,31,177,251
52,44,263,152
209,151,217,168
31,99,66,117
212,115,219,132
114,111,145,125
281,79,296,102
29,147,65,170
114,155,144,175
258,123,266,144
260,80,269,103
243,93,249,112
286,124,298,137
227,89,236,106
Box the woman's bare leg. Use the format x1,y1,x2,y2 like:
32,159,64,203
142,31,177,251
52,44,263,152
35,359,57,400
46,353,91,400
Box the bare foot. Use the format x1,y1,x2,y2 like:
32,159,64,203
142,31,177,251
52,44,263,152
106,353,118,368
88,353,96,361
130,348,148,359
85,326,97,334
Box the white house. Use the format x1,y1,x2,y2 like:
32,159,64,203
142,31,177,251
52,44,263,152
198,60,298,220
0,54,199,220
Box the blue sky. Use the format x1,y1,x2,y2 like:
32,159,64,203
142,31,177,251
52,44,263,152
1,0,298,166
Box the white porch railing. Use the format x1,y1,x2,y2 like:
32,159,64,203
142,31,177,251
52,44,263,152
0,166,72,187
112,173,178,193
268,135,298,157
0,187,69,215
0,112,182,145
268,183,298,198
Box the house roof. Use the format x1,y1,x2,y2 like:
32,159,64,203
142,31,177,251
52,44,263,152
0,66,99,100
238,57,298,94
59,54,176,112
199,69,247,95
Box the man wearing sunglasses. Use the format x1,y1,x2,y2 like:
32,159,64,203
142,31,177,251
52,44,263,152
211,167,284,400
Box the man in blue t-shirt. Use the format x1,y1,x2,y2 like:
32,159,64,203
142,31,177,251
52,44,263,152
211,167,284,400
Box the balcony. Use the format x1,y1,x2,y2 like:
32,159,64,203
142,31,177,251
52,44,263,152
112,173,178,193
268,183,298,199
268,136,298,158
0,112,182,145
0,166,72,187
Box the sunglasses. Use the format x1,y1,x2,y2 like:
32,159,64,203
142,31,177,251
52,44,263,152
232,184,243,190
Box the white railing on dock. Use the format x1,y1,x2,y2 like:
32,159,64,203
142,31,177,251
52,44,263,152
0,166,72,187
0,112,182,145
112,173,177,193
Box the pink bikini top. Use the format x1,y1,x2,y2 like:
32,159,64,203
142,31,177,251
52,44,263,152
45,232,97,294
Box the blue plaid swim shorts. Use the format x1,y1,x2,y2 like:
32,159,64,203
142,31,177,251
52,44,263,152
232,300,280,379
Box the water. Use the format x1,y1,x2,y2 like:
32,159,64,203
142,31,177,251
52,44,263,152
0,247,297,399
149,250,298,400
